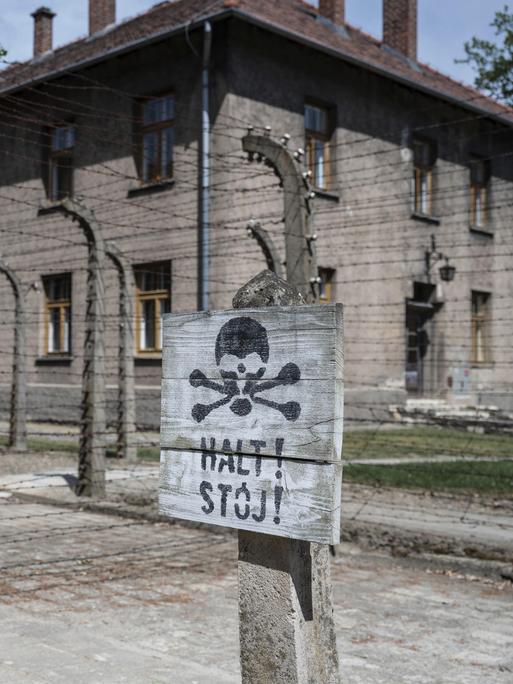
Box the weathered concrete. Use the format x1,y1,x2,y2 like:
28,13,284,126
106,241,137,462
242,135,318,303
40,200,107,497
234,270,340,683
0,259,27,451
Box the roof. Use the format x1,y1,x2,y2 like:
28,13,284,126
1,0,512,125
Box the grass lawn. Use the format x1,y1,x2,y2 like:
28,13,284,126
342,426,513,461
344,460,513,497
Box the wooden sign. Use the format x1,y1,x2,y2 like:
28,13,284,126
159,304,343,544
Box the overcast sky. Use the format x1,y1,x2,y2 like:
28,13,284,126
0,0,506,88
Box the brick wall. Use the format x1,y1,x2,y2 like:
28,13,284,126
383,0,417,61
319,0,345,24
32,7,55,57
89,0,116,35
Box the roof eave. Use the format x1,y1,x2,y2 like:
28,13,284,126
1,5,511,130
234,9,513,130
0,7,233,96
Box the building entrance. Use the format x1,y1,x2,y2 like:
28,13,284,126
405,283,437,395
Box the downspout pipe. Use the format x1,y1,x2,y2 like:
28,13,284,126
200,21,212,311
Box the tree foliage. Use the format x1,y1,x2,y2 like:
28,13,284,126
459,5,513,104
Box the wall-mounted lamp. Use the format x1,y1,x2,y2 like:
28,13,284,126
425,234,456,283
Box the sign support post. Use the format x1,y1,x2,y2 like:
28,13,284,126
234,270,340,683
159,271,342,683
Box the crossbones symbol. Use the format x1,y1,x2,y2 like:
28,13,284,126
189,316,301,423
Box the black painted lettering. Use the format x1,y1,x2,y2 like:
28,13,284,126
234,483,250,520
201,437,217,471
252,490,267,523
222,438,232,452
199,481,214,514
201,452,217,471
274,485,283,524
218,484,233,517
218,455,235,473
237,455,250,476
250,440,266,454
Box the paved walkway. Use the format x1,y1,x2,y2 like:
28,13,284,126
1,465,511,561
0,496,512,684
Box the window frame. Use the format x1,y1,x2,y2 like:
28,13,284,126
469,158,491,230
48,124,75,201
412,138,436,217
318,267,335,304
139,93,175,185
134,262,171,354
43,273,72,356
305,101,333,192
471,290,491,365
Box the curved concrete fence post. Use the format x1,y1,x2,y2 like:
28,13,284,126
0,259,27,451
242,134,319,303
246,220,285,279
106,241,137,462
39,199,107,497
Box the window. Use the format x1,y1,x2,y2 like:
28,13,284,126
470,158,491,229
305,103,331,190
140,94,175,183
49,125,75,201
319,267,335,304
471,290,490,364
412,139,436,216
135,262,171,353
43,273,71,355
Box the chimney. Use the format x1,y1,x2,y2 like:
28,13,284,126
89,0,116,35
318,0,345,24
383,0,417,61
31,7,55,57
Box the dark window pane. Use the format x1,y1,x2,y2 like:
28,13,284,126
143,95,175,125
51,155,73,200
143,132,159,182
135,263,170,292
52,126,75,151
305,104,327,134
161,126,174,179
141,299,156,349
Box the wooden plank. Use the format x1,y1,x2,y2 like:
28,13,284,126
160,304,343,462
159,448,342,545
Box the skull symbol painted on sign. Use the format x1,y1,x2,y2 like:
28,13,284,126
189,317,301,423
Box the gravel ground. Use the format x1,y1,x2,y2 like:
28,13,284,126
0,449,78,476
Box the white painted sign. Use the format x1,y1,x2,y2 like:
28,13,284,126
160,445,342,544
161,305,343,462
159,304,343,543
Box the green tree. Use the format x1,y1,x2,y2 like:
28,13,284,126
459,5,513,104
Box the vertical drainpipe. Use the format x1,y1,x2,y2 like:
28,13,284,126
201,21,212,310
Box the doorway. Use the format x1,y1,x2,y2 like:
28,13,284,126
405,283,437,395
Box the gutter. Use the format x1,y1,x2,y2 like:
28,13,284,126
1,6,511,131
200,21,212,311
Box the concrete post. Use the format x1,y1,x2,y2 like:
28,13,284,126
246,220,285,279
242,134,319,303
0,259,27,451
233,269,340,684
106,242,137,462
40,199,107,496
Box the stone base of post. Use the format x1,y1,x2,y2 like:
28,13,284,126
238,531,340,683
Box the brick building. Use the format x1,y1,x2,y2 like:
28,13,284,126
1,0,512,429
